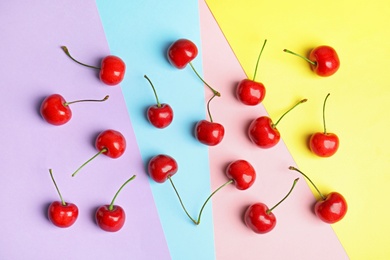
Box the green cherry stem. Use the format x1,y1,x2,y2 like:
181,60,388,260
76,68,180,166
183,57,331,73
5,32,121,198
266,178,299,214
144,75,161,108
168,176,233,225
61,46,101,70
207,93,217,123
289,166,326,200
283,49,316,66
49,169,66,206
273,99,307,128
189,62,221,97
64,95,109,106
71,148,107,177
322,93,331,134
108,175,136,211
253,39,267,82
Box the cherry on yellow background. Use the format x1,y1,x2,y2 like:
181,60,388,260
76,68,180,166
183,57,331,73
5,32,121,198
206,0,390,259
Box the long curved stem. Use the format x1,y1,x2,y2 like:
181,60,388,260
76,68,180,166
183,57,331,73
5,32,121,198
61,46,101,70
189,62,221,97
49,169,66,206
206,94,217,123
64,95,109,106
253,39,267,81
273,99,307,128
289,166,326,200
267,178,299,213
144,75,161,107
283,49,316,66
109,175,136,211
322,93,331,134
71,148,107,177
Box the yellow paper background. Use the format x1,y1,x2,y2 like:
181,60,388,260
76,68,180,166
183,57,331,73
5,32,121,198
206,0,390,259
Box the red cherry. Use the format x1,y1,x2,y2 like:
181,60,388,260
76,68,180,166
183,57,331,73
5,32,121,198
96,175,136,232
48,169,78,228
245,178,299,234
40,94,109,126
72,129,126,177
195,120,225,146
283,45,340,77
167,39,220,96
148,154,178,183
289,166,347,224
225,160,256,190
61,46,126,86
309,93,339,157
144,75,173,128
236,39,267,106
248,99,307,148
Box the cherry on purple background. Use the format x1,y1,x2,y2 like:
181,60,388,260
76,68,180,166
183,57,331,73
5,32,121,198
72,129,126,177
47,169,78,228
61,46,126,86
40,94,109,126
96,175,136,232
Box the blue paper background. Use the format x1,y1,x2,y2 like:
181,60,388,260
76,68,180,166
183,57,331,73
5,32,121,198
96,1,216,259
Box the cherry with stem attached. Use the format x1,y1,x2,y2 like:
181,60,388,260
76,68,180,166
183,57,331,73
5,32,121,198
40,94,109,126
245,178,299,234
61,46,126,86
236,39,267,105
167,38,220,97
48,169,79,228
289,166,347,224
95,175,136,232
248,99,307,148
309,93,339,157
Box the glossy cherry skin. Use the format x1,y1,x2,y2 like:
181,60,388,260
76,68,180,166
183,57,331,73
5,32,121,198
99,55,126,86
167,39,198,69
195,120,225,146
48,201,79,228
148,154,178,183
309,46,340,77
248,116,280,148
309,132,339,157
147,104,174,129
236,79,266,106
225,160,256,190
315,192,347,224
95,205,126,232
95,129,126,158
244,203,276,234
40,94,72,125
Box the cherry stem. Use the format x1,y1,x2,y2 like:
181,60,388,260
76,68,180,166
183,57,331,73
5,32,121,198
64,95,109,106
273,99,307,128
267,178,299,214
322,93,331,134
189,62,221,97
206,94,217,123
283,49,316,66
168,176,233,225
71,148,107,177
253,39,267,81
109,175,136,211
289,166,326,200
144,75,161,107
61,46,101,70
49,169,66,206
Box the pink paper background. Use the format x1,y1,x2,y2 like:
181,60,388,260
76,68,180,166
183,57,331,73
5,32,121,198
200,1,348,259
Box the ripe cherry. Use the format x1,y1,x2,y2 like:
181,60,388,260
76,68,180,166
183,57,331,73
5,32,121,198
289,166,347,224
72,129,126,177
48,169,78,228
167,38,220,97
309,93,339,157
245,178,299,234
61,46,126,86
248,99,307,148
236,39,267,106
195,94,225,146
40,94,109,125
225,159,256,190
283,45,340,77
96,175,136,232
144,75,173,129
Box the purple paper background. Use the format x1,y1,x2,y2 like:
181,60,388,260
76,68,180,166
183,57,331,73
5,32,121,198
0,1,169,259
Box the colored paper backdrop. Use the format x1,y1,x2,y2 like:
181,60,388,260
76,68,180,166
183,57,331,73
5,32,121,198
206,0,390,259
